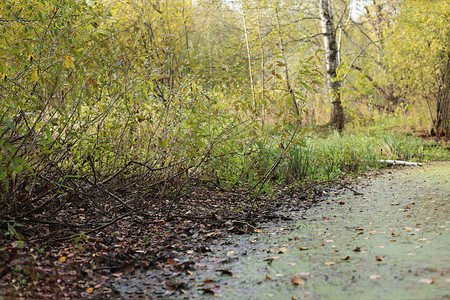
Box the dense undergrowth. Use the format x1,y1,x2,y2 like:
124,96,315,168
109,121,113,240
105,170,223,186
1,1,449,298
1,0,449,232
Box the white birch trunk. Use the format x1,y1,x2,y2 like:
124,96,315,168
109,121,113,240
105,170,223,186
319,0,344,130
378,160,423,166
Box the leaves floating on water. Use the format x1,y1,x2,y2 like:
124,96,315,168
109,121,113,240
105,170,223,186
419,278,434,284
291,274,305,285
278,247,289,254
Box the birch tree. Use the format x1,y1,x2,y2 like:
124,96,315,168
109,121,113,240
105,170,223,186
319,0,344,131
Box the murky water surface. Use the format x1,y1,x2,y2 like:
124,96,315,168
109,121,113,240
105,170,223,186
116,162,450,299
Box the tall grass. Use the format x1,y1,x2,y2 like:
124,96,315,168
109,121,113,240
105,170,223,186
207,126,449,189
277,131,449,183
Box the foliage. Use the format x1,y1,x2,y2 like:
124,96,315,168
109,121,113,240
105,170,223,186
278,129,449,183
0,0,447,220
385,0,450,136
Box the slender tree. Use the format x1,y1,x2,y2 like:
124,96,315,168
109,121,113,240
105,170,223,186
275,6,301,120
319,0,344,131
240,0,256,108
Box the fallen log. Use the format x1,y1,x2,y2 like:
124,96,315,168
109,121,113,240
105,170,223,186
378,159,423,166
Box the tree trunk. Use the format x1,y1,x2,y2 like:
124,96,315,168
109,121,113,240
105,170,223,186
240,1,256,109
320,0,344,131
433,55,450,137
275,7,301,120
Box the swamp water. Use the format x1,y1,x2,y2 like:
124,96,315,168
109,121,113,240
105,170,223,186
115,162,450,299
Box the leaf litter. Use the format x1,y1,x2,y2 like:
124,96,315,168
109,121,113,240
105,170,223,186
0,180,325,298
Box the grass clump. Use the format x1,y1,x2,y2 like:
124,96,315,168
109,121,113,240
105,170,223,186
276,130,449,183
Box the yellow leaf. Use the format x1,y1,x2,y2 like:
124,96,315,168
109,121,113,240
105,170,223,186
65,55,74,68
32,70,38,81
86,287,94,293
278,247,288,254
58,256,67,262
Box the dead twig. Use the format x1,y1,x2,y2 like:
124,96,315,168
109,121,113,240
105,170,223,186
52,210,135,242
341,184,364,196
246,127,299,217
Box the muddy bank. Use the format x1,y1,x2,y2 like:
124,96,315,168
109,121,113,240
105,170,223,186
114,162,450,299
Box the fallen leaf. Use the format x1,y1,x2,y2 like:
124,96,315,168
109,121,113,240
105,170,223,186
226,251,235,256
324,261,336,266
58,256,67,263
86,287,94,294
121,262,135,274
353,246,361,252
375,256,384,261
294,236,300,240
200,288,217,295
291,274,305,285
297,247,308,251
217,269,233,276
369,275,380,280
419,278,434,284
167,258,177,266
278,247,288,254
341,256,350,260
264,256,280,262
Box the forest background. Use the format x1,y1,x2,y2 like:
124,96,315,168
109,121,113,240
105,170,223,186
0,0,449,297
